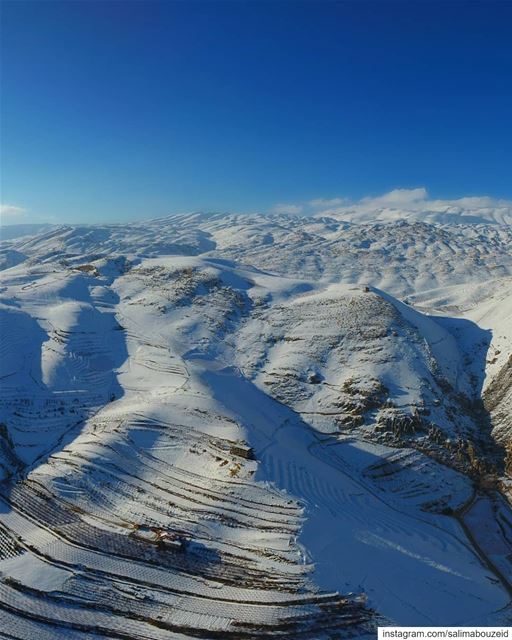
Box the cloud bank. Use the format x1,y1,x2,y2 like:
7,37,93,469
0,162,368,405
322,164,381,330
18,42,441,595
272,203,304,215
271,189,512,225
0,204,27,220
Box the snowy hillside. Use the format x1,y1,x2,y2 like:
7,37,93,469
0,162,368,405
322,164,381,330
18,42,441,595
0,211,511,636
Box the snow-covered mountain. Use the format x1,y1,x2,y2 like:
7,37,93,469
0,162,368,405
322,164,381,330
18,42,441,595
0,211,511,637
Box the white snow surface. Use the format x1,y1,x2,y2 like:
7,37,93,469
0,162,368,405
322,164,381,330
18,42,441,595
0,211,511,636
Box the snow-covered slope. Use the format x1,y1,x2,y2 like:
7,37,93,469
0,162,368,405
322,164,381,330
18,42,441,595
0,212,511,636
2,213,511,296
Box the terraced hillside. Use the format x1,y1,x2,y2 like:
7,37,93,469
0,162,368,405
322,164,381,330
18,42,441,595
0,213,511,636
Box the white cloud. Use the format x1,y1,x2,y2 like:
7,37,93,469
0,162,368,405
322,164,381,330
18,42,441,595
0,203,27,220
309,197,345,208
272,203,303,215
313,188,512,225
360,187,427,208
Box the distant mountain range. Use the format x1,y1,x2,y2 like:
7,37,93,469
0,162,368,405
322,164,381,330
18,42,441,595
0,223,55,241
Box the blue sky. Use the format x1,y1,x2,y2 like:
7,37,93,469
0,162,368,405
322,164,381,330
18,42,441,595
1,0,511,225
